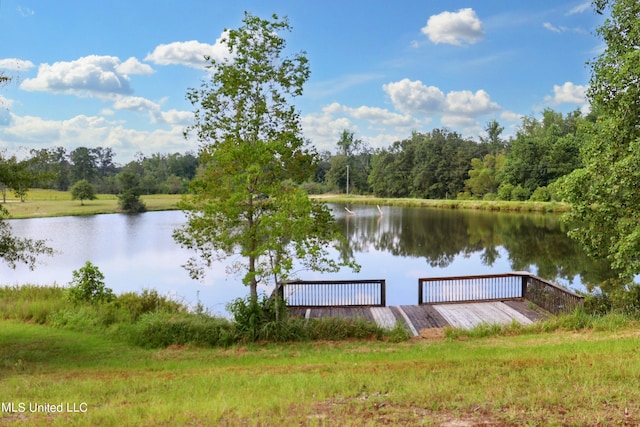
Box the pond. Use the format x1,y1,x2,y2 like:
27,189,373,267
0,204,613,315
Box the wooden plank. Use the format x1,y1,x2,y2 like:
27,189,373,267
433,302,534,329
399,305,449,330
394,306,419,336
503,300,548,322
369,307,397,329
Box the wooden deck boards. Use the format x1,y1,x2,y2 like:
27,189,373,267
289,300,549,336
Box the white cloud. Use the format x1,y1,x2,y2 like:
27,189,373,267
21,55,136,97
115,57,154,75
0,112,193,162
342,105,419,128
160,109,193,126
446,89,500,116
543,22,562,33
546,82,588,105
0,58,35,72
441,115,482,136
383,79,445,114
384,79,500,117
500,110,523,122
543,22,586,34
113,96,160,113
567,2,591,15
421,8,484,46
145,34,231,69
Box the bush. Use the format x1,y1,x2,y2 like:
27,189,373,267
497,183,514,201
127,311,237,348
510,185,530,201
68,261,114,305
110,289,187,323
529,186,551,202
227,294,288,342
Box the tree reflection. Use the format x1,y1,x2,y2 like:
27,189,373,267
333,204,616,289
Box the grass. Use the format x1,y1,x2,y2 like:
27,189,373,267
1,285,640,426
313,194,570,213
2,189,181,219
2,190,569,219
2,317,640,426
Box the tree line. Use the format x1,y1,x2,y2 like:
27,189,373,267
0,147,198,201
306,107,589,203
1,106,587,207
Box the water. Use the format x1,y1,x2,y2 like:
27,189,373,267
0,204,613,315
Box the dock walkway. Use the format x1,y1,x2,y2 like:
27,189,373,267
289,300,547,336
279,273,582,336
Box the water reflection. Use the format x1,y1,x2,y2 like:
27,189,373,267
0,205,614,313
333,204,614,291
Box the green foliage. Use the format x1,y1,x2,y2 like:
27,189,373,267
67,261,114,305
510,185,530,201
117,169,147,213
226,294,287,341
464,153,504,198
70,179,96,205
559,0,640,285
0,206,54,269
0,284,66,324
499,109,583,195
369,129,485,199
176,12,355,298
529,186,551,202
127,311,237,348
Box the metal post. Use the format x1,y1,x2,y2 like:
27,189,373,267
346,164,350,195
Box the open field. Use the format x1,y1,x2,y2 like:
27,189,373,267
2,317,640,426
312,194,570,214
1,189,181,219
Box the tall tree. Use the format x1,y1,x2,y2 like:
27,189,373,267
559,0,640,283
117,169,146,213
174,12,355,299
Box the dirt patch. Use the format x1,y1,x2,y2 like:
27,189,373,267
418,328,446,340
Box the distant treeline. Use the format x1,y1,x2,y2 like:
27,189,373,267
0,107,587,203
0,148,198,200
307,108,589,203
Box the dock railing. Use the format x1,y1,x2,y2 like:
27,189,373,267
418,272,583,315
276,279,386,308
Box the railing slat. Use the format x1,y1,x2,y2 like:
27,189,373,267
417,273,583,314
278,279,386,308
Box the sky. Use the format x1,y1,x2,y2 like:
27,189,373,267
0,0,605,164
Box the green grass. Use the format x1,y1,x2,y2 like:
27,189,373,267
2,189,181,219
313,194,569,213
2,318,640,426
2,285,640,425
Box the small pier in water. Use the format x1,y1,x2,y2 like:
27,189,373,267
276,273,584,336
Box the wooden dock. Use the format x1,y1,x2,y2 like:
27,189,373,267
278,273,583,336
289,300,547,336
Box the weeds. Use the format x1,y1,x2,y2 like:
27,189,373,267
0,285,407,348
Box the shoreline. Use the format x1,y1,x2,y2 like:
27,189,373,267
2,190,568,220
311,194,569,214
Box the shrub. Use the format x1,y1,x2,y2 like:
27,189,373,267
510,185,530,201
497,183,514,201
127,311,237,348
68,261,114,305
110,289,187,323
529,186,551,202
227,294,287,342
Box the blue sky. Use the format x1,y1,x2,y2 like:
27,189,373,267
0,0,604,163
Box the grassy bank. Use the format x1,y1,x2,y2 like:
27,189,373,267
314,194,569,213
2,189,181,219
2,190,570,220
2,285,640,426
2,317,640,426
